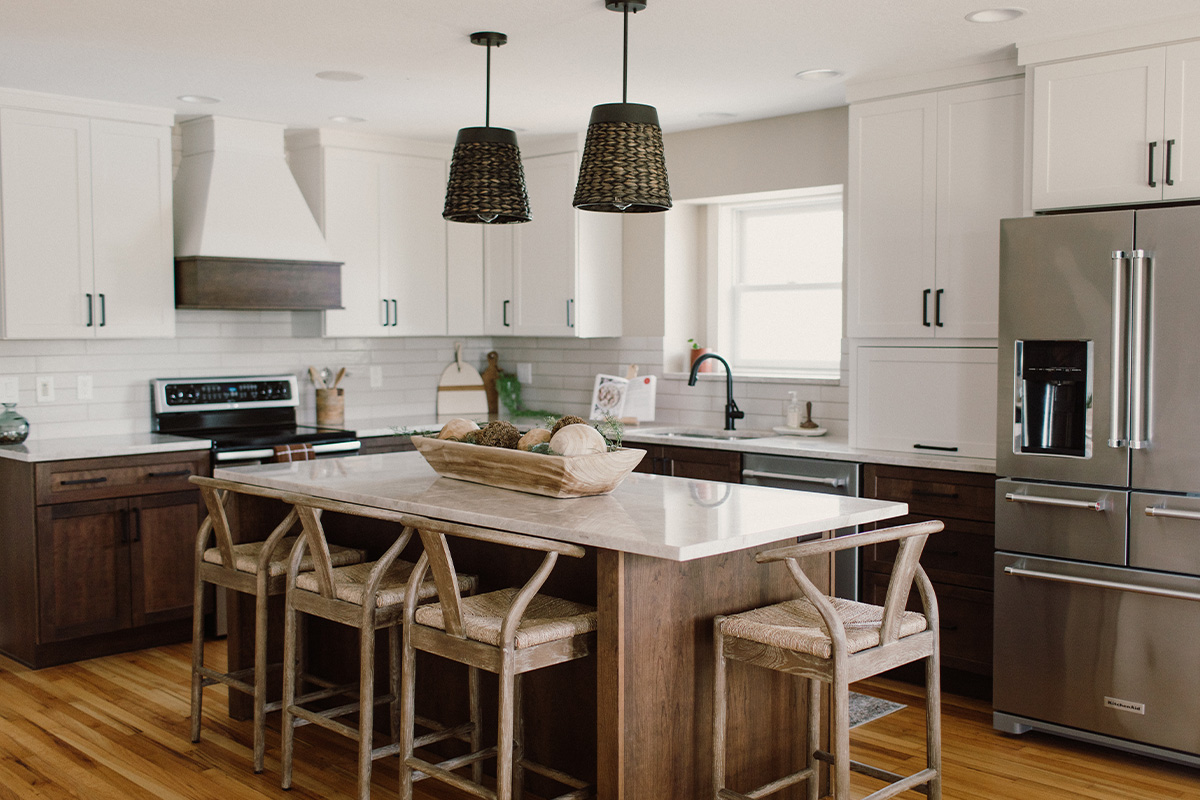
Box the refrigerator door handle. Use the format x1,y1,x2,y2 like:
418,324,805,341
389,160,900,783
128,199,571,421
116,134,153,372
1109,250,1129,448
1145,505,1200,521
1129,249,1151,449
1004,492,1107,512
1004,565,1200,603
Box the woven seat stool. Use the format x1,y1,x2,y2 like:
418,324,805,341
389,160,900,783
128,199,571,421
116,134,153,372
713,520,945,800
280,500,477,800
399,514,596,800
189,475,366,773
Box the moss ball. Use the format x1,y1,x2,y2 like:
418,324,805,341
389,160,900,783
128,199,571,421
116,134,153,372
475,420,521,449
550,415,589,436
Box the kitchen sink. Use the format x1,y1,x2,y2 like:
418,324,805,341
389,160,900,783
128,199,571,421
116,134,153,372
658,429,769,441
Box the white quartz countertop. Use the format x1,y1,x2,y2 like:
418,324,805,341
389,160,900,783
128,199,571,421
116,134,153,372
0,432,211,463
622,428,996,474
213,450,908,562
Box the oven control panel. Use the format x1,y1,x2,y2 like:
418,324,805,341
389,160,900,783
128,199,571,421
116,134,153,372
152,375,300,414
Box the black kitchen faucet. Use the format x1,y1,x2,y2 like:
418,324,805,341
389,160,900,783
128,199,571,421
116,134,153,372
688,352,744,431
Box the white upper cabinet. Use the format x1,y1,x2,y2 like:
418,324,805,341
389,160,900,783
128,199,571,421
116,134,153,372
0,106,173,339
1031,41,1200,209
848,79,1023,339
483,145,622,338
287,130,449,338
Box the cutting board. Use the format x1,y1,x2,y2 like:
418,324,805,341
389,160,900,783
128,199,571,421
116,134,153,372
436,343,488,421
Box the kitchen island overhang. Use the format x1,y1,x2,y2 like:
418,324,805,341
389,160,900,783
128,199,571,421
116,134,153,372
211,450,908,799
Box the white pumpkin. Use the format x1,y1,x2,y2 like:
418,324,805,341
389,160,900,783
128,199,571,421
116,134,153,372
548,423,607,456
517,428,553,451
437,418,480,440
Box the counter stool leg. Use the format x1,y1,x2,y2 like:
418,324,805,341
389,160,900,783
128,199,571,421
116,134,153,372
398,624,417,800
281,597,299,790
496,655,517,800
512,674,525,800
806,677,820,800
190,574,206,743
926,648,942,800
712,618,728,798
832,669,850,800
357,612,377,800
469,665,482,785
389,625,401,743
253,573,269,773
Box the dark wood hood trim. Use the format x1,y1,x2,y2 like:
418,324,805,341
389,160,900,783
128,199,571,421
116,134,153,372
175,256,343,310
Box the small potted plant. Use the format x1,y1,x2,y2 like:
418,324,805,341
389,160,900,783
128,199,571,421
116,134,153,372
688,338,714,373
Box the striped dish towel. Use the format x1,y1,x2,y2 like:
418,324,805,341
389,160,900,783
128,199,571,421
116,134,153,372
272,443,315,462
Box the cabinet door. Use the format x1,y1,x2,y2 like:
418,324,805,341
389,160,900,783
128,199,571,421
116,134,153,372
379,154,448,335
852,346,997,459
1031,49,1166,210
322,149,389,337
934,80,1023,338
36,499,131,642
661,445,742,483
1163,41,1200,200
90,119,175,338
0,108,93,339
847,94,938,338
128,490,203,627
482,226,516,336
513,152,577,336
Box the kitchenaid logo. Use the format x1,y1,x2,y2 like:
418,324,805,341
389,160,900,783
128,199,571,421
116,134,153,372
1104,696,1146,715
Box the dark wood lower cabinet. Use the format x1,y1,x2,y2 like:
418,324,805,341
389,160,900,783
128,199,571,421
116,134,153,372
0,451,208,668
632,443,742,482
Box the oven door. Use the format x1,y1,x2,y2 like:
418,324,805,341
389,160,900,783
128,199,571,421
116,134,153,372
213,439,362,467
994,552,1200,760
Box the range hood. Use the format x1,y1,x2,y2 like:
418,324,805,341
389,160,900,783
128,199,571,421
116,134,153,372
173,115,342,310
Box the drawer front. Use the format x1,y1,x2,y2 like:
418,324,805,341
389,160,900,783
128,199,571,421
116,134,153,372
1130,492,1200,575
37,452,208,505
996,478,1128,565
864,464,994,522
864,515,993,589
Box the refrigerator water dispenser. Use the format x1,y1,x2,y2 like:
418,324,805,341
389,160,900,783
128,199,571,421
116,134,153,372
1014,340,1092,457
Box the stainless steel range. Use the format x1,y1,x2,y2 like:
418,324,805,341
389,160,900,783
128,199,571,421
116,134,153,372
152,374,360,466
993,208,1200,767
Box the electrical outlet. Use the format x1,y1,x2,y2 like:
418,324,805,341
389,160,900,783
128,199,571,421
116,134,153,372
369,366,383,388
36,376,55,403
517,363,533,384
0,376,18,405
77,375,94,401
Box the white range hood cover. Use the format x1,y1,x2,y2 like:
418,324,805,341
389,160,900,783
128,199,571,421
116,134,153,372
173,115,332,262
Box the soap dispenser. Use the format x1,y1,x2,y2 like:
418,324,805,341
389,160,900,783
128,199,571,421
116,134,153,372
785,391,802,428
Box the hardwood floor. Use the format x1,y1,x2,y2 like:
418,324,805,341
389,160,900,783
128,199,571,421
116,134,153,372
0,641,1197,799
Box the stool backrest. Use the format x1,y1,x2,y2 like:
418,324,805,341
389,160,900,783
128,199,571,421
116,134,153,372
192,475,302,574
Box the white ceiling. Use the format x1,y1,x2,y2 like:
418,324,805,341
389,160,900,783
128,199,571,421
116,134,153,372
2,0,1199,143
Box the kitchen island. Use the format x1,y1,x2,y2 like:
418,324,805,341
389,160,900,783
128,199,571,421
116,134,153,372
213,450,907,800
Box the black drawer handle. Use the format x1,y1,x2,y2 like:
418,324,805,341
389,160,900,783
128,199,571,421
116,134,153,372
912,443,958,452
912,489,959,499
939,624,958,632
148,469,192,478
61,476,108,486
926,549,960,557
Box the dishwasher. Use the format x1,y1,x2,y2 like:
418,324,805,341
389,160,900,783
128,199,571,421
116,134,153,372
741,453,862,600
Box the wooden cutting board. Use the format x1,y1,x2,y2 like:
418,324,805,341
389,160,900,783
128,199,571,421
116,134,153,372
436,342,488,421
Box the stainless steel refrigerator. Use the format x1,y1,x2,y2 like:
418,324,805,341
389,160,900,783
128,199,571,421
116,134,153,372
994,207,1200,767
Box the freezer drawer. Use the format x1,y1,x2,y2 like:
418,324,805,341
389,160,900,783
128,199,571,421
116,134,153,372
996,479,1127,565
1131,492,1200,575
995,553,1200,758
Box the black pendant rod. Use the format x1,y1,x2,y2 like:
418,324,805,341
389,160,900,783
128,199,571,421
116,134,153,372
485,41,492,127
622,4,629,104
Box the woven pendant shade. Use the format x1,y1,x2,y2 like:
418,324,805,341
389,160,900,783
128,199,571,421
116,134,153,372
444,126,531,224
574,102,671,212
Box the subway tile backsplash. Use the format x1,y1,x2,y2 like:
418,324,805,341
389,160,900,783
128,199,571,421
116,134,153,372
0,313,848,440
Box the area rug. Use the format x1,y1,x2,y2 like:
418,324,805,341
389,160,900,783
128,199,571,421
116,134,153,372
848,691,905,728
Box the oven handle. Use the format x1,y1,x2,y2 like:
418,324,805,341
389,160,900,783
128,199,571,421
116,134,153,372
214,440,362,462
741,469,847,489
1004,492,1106,511
1004,565,1200,603
1145,506,1200,521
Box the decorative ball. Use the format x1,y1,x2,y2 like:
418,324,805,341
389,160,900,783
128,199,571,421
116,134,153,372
517,428,553,451
550,415,589,436
549,423,608,456
438,418,480,440
476,420,521,449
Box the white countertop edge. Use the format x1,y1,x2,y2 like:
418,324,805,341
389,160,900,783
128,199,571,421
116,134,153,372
0,433,211,463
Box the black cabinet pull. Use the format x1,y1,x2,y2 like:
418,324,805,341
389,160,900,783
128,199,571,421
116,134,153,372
130,507,141,543
939,623,959,632
566,298,574,328
1149,140,1158,187
935,288,944,327
502,299,510,327
86,293,94,327
922,289,931,327
381,299,389,327
912,443,958,452
1166,139,1176,186
927,548,960,557
148,469,191,479
390,298,398,327
98,293,106,327
61,476,107,486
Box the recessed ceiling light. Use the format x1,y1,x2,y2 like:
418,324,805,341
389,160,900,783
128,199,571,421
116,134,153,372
965,7,1026,23
328,115,366,124
177,94,220,104
794,69,844,81
316,70,365,82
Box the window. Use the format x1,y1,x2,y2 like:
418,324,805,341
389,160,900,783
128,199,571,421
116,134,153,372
712,186,844,375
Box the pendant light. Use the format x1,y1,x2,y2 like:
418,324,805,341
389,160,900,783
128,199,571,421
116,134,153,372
573,0,671,213
443,32,531,224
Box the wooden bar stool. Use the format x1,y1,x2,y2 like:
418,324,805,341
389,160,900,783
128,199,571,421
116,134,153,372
189,475,366,773
280,499,477,800
398,513,596,800
713,520,945,800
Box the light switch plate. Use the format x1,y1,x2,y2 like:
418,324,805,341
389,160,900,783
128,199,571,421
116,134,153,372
369,366,383,388
0,376,18,405
77,375,94,401
517,363,533,385
36,376,55,403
